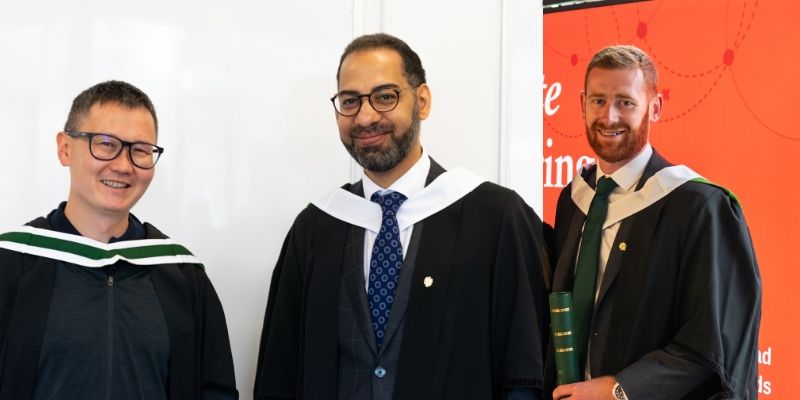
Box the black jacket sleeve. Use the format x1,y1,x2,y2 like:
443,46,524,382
616,188,761,399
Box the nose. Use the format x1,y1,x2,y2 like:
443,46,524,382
353,100,382,127
108,146,135,174
601,104,619,124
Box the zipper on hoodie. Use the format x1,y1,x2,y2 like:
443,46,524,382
105,265,116,400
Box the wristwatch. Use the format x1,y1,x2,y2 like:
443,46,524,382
612,380,629,400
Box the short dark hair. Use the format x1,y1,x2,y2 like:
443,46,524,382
585,45,658,96
336,33,427,88
64,80,158,135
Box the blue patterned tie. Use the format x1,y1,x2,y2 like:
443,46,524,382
368,191,407,347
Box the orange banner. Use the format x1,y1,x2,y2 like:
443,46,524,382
544,0,799,397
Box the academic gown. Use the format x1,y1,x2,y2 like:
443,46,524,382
0,217,238,400
544,150,761,399
254,161,549,399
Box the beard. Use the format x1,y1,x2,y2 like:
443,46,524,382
586,112,649,164
343,107,420,173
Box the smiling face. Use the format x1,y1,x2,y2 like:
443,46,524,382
581,67,662,173
336,47,430,178
57,101,157,220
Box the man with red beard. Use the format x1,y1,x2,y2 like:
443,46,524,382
545,46,760,399
254,33,549,400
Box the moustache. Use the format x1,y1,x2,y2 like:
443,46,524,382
592,121,629,131
349,122,395,138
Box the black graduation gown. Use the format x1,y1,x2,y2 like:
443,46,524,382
254,164,549,399
544,150,761,399
0,217,239,400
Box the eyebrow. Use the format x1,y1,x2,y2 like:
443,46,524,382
338,83,401,95
587,93,637,101
79,131,158,146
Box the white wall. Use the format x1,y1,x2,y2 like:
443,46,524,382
0,1,541,398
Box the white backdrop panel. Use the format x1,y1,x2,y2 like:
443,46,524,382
0,1,541,398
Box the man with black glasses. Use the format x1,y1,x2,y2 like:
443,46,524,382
0,80,238,399
254,33,549,399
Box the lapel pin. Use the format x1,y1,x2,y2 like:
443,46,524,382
619,242,627,251
423,276,434,288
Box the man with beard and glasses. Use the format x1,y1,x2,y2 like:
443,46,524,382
0,81,238,400
545,45,761,400
254,33,549,400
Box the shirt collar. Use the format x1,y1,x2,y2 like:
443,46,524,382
597,143,652,193
362,148,430,200
47,201,146,242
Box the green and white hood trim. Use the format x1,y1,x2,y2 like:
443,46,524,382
571,164,740,229
0,226,201,268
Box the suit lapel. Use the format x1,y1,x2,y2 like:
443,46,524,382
594,221,631,306
339,179,378,354
425,157,446,184
382,156,454,397
385,156,446,359
341,223,378,354
595,149,673,306
380,221,424,355
634,149,672,191
393,200,461,398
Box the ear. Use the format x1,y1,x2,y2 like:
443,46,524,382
56,132,71,166
415,83,432,120
649,92,664,122
579,90,587,119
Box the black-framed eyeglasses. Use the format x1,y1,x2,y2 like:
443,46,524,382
64,131,164,169
330,87,403,116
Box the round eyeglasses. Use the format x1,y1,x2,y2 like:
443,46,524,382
330,87,402,116
64,131,164,169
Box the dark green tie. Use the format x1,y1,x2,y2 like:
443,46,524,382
572,176,617,374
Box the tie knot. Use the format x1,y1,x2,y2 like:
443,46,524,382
371,191,407,214
595,176,617,197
